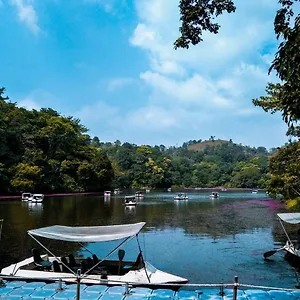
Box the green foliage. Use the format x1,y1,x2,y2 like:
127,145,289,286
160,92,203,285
267,142,300,199
101,139,270,189
174,0,236,49
0,88,114,193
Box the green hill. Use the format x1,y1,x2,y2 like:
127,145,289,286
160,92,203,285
187,139,230,151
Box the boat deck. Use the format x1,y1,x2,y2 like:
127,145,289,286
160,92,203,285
0,280,300,299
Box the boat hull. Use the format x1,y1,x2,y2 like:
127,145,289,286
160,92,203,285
0,257,188,290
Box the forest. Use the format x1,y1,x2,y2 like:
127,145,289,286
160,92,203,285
0,87,273,194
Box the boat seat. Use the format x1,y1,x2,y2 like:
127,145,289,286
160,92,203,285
92,254,99,265
52,260,61,272
68,253,79,267
61,256,71,273
86,257,94,269
32,248,52,271
133,253,144,269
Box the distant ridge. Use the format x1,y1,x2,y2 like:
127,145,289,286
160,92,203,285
187,139,230,151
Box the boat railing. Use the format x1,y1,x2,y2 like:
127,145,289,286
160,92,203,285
0,274,299,300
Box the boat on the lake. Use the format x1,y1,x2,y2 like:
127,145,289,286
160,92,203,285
22,192,33,201
114,188,121,194
251,190,258,194
209,192,219,199
174,193,188,201
264,213,300,267
104,191,111,196
0,222,188,288
22,193,44,203
124,195,137,206
135,191,144,198
167,187,172,192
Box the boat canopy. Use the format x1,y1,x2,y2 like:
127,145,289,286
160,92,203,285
277,213,300,224
28,222,146,242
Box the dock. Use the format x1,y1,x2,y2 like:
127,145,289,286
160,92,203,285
1,278,300,299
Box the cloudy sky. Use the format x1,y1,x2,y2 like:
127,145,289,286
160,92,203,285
0,0,289,149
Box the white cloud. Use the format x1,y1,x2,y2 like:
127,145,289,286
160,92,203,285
74,101,119,124
123,0,286,147
107,77,136,92
84,0,128,13
18,97,41,110
15,90,61,111
10,0,40,34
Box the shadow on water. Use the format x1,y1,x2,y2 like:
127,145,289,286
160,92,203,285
0,190,298,288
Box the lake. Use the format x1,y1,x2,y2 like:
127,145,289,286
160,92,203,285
0,190,299,290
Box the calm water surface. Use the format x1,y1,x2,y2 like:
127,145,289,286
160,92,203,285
0,190,299,289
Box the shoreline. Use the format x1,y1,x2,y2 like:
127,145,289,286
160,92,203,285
0,188,265,201
0,192,103,201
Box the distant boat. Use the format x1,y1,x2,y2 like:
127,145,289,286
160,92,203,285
104,191,111,196
221,188,227,192
174,193,188,201
124,195,137,206
135,191,144,198
22,193,44,203
21,193,33,201
114,188,121,195
167,188,172,192
145,189,150,193
252,190,258,194
209,192,219,199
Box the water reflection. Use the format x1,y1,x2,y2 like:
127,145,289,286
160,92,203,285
124,205,136,215
0,191,297,288
22,202,43,216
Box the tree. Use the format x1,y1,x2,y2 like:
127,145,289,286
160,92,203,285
174,0,236,49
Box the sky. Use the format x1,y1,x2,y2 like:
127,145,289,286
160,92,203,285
0,0,290,149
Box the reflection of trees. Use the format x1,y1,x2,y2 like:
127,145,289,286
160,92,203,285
140,199,282,238
0,195,286,269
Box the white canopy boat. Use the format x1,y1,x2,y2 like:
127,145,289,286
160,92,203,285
1,222,188,289
174,193,188,201
22,193,44,203
264,213,300,267
124,196,137,206
209,192,219,199
135,191,144,198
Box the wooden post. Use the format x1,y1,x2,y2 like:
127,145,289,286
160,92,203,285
233,276,238,300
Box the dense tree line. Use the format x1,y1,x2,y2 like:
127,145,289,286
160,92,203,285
98,139,270,189
0,88,114,194
0,88,271,193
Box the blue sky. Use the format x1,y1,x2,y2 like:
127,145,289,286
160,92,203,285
0,0,290,149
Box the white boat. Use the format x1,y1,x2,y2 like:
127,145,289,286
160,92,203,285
167,188,172,192
114,189,121,195
251,190,258,194
209,192,219,199
135,191,144,198
124,195,137,206
264,213,300,268
21,192,33,201
104,191,111,196
22,193,44,203
0,222,188,288
174,193,188,201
